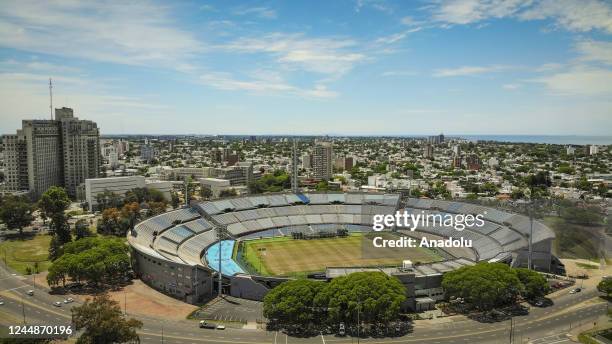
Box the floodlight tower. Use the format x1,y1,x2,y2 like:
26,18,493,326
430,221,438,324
217,226,223,297
291,139,299,194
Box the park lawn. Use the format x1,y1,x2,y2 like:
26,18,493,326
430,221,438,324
0,234,52,274
543,216,602,260
575,262,599,270
240,233,442,277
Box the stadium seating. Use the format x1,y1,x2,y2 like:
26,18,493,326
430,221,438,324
131,194,555,285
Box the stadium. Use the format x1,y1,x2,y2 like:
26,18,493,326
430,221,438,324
127,192,561,311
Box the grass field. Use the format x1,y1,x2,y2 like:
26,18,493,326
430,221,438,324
238,233,443,277
0,234,52,274
543,216,603,261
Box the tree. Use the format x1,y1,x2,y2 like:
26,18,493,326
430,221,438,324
95,190,123,211
0,196,33,235
38,187,71,244
597,279,612,298
219,188,238,198
200,187,213,199
47,237,130,287
48,235,63,262
147,201,167,216
442,262,524,310
170,191,180,209
73,219,93,240
72,293,142,344
263,279,326,327
314,271,406,325
120,202,140,230
515,268,549,299
315,180,329,191
97,208,125,236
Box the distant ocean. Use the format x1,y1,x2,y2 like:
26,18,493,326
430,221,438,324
453,135,612,145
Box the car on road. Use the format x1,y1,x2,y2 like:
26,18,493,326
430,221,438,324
63,298,74,304
0,299,4,306
26,290,34,296
570,288,582,294
199,321,216,329
216,325,225,330
53,301,62,307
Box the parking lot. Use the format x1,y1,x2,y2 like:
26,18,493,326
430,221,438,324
192,295,263,326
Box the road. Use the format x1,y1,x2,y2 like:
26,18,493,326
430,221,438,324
0,263,608,344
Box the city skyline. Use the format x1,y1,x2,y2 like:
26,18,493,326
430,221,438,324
1,0,612,135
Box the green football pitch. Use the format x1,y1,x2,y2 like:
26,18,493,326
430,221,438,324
237,233,443,277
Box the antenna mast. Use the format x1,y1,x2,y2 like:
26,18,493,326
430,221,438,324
49,78,53,120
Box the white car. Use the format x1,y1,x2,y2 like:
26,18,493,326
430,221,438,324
53,301,62,307
216,325,226,330
26,290,34,296
0,300,4,306
63,298,74,304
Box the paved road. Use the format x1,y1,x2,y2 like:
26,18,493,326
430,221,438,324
0,263,608,344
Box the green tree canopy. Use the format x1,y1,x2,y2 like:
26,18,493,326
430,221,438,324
47,236,130,287
72,293,142,344
597,279,612,298
38,186,71,244
73,219,93,240
515,268,550,299
442,262,524,310
315,271,406,325
0,195,33,235
263,279,326,326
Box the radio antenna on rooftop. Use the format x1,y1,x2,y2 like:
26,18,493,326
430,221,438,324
49,78,53,120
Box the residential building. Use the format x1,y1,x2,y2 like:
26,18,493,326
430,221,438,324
423,144,434,158
313,142,333,180
301,153,312,169
2,107,100,199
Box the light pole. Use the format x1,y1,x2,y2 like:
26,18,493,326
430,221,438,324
21,293,26,324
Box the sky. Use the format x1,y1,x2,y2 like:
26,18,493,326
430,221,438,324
1,0,611,136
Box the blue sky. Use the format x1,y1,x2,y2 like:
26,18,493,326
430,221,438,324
1,0,611,135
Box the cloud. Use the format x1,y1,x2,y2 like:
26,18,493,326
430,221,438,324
375,28,422,44
529,38,612,96
429,0,529,25
0,1,202,68
427,0,612,34
198,71,338,99
0,60,168,134
355,0,393,14
530,66,612,96
518,0,612,34
575,40,612,65
222,33,365,76
536,62,564,72
432,65,511,77
502,83,520,90
232,6,277,19
381,70,418,77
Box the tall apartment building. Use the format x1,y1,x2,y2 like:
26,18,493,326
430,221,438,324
427,133,445,144
423,144,434,159
2,107,100,199
312,142,333,180
301,153,312,169
59,108,101,196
